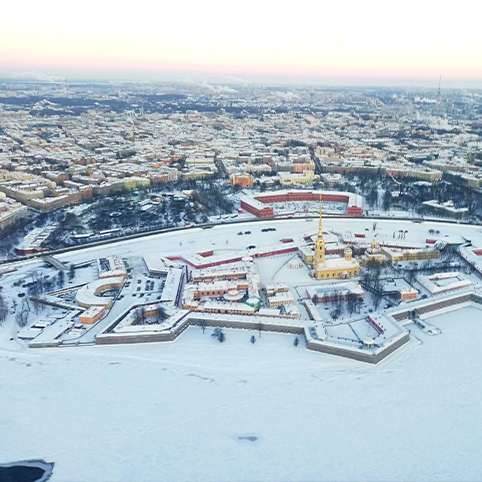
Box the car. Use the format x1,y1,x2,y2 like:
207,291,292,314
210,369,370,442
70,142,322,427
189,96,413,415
238,232,243,235
137,279,141,284
137,287,141,291
244,231,251,234
139,293,144,298
246,245,256,249
261,228,269,232
132,294,137,297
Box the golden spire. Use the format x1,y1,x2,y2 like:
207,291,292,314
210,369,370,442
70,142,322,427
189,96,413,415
318,195,323,236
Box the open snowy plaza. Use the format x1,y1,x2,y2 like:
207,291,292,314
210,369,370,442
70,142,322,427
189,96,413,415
2,217,482,480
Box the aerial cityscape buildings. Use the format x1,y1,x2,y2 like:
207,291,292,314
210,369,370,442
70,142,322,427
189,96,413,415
1,78,482,482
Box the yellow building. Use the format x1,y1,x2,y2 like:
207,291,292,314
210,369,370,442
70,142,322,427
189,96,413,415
231,174,254,188
279,170,320,186
380,246,439,262
360,239,387,265
303,196,360,279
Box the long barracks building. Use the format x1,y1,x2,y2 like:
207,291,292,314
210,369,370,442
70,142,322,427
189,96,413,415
240,190,363,218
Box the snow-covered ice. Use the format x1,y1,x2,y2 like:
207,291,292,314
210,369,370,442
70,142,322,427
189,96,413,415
1,305,482,481
3,217,482,480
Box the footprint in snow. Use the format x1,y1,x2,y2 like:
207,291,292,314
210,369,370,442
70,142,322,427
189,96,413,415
187,374,215,383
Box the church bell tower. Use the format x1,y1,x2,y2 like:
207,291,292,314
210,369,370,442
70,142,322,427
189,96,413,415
314,195,325,265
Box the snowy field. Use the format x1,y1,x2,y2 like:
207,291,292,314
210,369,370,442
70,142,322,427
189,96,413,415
2,305,482,481
3,218,482,480
268,200,347,215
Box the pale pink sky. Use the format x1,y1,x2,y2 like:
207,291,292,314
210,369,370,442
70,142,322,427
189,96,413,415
2,0,481,86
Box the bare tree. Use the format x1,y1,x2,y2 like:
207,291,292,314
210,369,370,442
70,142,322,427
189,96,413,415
211,328,225,343
347,293,357,316
372,281,383,311
0,293,8,324
16,310,28,328
255,321,263,338
330,307,341,322
134,306,146,325
21,298,31,314
29,272,45,296
57,270,65,289
155,304,167,324
139,306,146,324
69,264,76,281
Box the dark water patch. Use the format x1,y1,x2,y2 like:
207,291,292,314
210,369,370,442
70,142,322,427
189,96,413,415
238,436,258,442
0,460,54,482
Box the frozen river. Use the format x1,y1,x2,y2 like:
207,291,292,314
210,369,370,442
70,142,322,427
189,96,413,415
1,305,482,481
7,216,481,272
2,217,482,481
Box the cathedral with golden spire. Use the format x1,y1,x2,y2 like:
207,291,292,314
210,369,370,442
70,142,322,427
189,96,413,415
300,195,360,279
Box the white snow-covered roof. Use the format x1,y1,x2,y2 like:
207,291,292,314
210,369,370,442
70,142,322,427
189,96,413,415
161,268,184,302
76,276,125,307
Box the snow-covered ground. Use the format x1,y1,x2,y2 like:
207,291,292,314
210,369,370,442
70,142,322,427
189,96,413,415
2,217,482,481
267,200,347,215
1,305,482,481
5,216,480,274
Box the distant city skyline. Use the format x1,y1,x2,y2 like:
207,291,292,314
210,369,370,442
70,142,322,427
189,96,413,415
2,0,482,89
